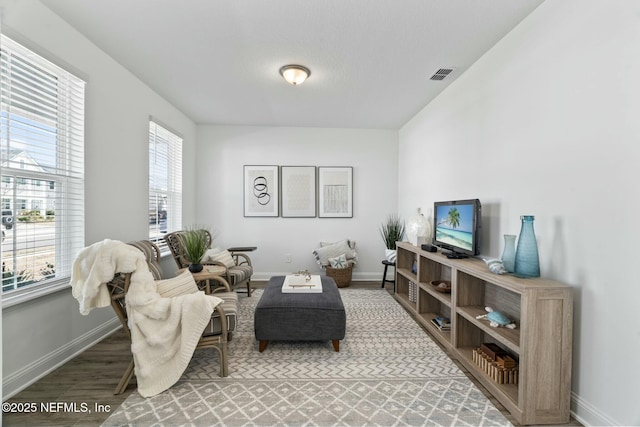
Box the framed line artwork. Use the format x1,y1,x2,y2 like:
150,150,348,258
318,166,353,218
280,166,316,217
244,165,279,217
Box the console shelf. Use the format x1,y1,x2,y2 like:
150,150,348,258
395,242,573,425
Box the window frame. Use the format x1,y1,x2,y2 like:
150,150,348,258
148,119,182,254
1,34,85,307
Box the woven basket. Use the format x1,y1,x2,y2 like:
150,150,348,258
325,264,353,288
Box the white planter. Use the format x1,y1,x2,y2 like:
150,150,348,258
385,249,397,263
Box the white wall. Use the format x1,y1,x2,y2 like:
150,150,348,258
196,125,398,280
399,1,639,425
1,0,198,398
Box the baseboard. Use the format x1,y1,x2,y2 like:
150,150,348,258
2,317,121,400
252,271,383,282
571,391,621,426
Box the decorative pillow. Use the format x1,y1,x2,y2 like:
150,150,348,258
207,248,236,269
320,239,356,250
313,240,358,266
201,248,219,263
156,270,199,298
328,254,348,268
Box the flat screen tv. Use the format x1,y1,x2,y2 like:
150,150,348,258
433,199,481,258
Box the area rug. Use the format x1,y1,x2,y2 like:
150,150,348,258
103,288,511,426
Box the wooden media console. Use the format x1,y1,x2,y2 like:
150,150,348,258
395,242,573,425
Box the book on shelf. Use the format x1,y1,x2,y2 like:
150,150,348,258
408,281,417,302
431,316,451,331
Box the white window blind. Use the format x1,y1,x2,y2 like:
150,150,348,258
149,120,182,251
1,35,85,295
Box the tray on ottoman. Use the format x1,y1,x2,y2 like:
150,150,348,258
255,275,346,352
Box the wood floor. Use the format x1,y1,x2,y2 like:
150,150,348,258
2,281,582,426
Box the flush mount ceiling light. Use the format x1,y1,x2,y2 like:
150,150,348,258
279,64,311,85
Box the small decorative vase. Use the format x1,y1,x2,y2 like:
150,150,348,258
385,249,397,263
514,215,540,278
501,234,517,273
188,263,203,273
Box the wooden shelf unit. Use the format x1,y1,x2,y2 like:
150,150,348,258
395,241,573,425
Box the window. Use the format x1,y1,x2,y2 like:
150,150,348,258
148,120,182,252
1,35,85,297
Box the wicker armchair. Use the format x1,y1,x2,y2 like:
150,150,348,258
165,230,254,296
105,240,238,395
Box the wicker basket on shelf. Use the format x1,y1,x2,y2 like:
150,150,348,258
325,264,353,288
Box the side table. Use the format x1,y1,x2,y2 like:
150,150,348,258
227,246,257,253
180,265,227,294
381,260,396,292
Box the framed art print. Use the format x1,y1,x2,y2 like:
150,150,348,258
280,166,316,217
318,166,353,218
244,165,279,217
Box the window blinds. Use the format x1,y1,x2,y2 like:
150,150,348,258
0,35,85,294
148,120,182,252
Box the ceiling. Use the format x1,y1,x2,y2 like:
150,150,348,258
42,0,544,129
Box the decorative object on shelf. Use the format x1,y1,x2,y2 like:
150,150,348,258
431,316,451,331
179,227,211,273
429,280,451,293
411,259,417,274
473,348,519,385
380,213,405,262
514,215,540,278
475,306,516,329
408,281,417,302
481,343,506,360
483,258,507,275
501,234,516,273
406,208,431,246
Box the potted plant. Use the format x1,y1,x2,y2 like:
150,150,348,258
179,228,210,273
380,214,405,262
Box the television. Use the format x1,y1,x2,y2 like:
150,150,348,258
432,199,481,258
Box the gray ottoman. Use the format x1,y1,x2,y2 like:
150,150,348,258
255,275,346,352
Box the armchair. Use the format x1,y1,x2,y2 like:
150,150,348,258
165,230,254,296
105,240,238,395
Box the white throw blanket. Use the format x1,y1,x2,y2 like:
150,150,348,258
71,239,222,397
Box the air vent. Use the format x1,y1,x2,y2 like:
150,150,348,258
430,68,455,81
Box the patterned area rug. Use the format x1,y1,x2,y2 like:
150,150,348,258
103,288,511,426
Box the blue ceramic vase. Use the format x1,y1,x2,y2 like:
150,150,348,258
514,215,540,278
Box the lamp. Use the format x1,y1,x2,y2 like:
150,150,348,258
279,65,310,85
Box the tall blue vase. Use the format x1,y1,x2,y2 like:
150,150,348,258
514,215,540,278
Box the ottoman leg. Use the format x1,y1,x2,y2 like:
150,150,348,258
259,340,269,352
332,340,340,352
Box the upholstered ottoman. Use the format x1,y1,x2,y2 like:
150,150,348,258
255,275,346,352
